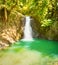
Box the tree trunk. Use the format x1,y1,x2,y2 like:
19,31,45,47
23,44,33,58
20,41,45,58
4,7,7,22
4,0,7,22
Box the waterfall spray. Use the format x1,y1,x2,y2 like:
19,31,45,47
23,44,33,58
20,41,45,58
22,16,33,41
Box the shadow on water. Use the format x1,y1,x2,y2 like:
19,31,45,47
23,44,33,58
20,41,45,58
11,39,58,56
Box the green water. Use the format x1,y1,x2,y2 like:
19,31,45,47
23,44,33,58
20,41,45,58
0,39,58,65
12,39,58,55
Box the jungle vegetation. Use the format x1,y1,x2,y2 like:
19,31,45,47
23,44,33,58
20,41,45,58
0,0,58,47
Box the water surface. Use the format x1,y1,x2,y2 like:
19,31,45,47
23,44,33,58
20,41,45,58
0,39,58,65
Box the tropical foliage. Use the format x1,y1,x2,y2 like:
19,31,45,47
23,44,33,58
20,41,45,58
0,0,58,40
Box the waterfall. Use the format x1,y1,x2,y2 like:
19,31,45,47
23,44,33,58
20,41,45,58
22,16,33,41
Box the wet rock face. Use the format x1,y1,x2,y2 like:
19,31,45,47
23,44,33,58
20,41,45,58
21,16,39,38
30,18,40,38
0,12,24,49
46,21,58,40
31,17,58,40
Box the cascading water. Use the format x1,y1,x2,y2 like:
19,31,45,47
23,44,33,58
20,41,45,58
22,16,33,41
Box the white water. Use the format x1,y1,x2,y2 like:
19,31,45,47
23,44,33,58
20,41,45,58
22,16,33,41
